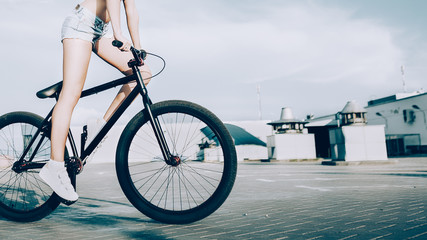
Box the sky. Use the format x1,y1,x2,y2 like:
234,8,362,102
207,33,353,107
0,0,426,125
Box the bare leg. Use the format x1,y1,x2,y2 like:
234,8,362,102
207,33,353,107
93,37,152,121
50,39,92,162
102,66,150,120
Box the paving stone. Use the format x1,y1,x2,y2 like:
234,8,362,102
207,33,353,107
0,158,426,239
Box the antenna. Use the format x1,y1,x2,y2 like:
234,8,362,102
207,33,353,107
257,84,262,120
401,65,407,92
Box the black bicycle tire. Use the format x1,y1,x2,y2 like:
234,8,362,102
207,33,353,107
0,111,62,222
116,100,237,224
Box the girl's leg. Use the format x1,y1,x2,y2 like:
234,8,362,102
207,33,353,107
93,37,152,121
50,39,93,162
39,38,92,203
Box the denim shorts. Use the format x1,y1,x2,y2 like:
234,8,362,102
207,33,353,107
61,5,109,45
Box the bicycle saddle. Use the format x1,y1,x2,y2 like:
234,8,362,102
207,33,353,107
36,82,63,99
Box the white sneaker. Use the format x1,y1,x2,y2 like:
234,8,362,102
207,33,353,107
39,160,78,203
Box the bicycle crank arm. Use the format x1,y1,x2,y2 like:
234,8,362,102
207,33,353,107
12,161,45,173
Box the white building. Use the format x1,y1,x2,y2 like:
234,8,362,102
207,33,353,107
267,107,317,160
329,101,388,161
225,120,270,161
73,120,270,163
69,90,426,164
365,90,427,156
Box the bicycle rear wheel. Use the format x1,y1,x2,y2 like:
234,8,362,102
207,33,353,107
0,112,62,221
116,100,237,224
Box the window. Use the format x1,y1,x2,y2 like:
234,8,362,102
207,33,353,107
403,109,416,124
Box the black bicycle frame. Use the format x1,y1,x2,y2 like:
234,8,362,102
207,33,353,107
15,62,173,171
79,74,140,161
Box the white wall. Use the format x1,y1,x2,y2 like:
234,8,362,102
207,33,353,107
329,125,388,161
366,93,427,145
226,120,271,161
267,134,316,160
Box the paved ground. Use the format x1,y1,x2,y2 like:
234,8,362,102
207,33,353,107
0,157,426,240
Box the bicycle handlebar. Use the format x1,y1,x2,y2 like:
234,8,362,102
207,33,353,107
112,40,166,80
112,40,146,66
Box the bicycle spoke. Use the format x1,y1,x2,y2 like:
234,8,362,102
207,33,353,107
176,166,202,208
26,171,51,201
132,164,169,187
155,167,175,208
0,128,19,160
181,163,220,189
0,171,17,200
178,166,209,200
127,116,226,210
117,101,236,224
0,119,56,213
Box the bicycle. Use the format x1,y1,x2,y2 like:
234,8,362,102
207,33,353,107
0,41,237,224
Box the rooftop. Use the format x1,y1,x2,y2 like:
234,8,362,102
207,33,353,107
367,90,426,107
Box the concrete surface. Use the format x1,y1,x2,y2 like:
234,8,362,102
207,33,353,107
0,157,426,239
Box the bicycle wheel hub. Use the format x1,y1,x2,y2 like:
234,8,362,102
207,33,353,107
166,156,181,167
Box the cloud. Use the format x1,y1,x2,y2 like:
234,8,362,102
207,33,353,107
140,1,413,121
142,1,403,89
0,0,421,122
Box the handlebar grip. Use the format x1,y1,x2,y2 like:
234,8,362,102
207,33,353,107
112,40,123,48
112,40,144,66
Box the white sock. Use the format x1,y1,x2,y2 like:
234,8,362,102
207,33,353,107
49,159,65,169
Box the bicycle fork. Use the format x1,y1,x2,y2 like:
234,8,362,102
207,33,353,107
133,65,181,166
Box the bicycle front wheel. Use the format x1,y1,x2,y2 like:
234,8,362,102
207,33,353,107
0,112,61,222
116,100,237,224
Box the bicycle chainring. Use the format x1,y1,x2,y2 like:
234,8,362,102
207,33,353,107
65,157,83,175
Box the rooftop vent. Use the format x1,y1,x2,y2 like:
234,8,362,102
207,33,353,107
268,107,307,134
339,101,367,126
